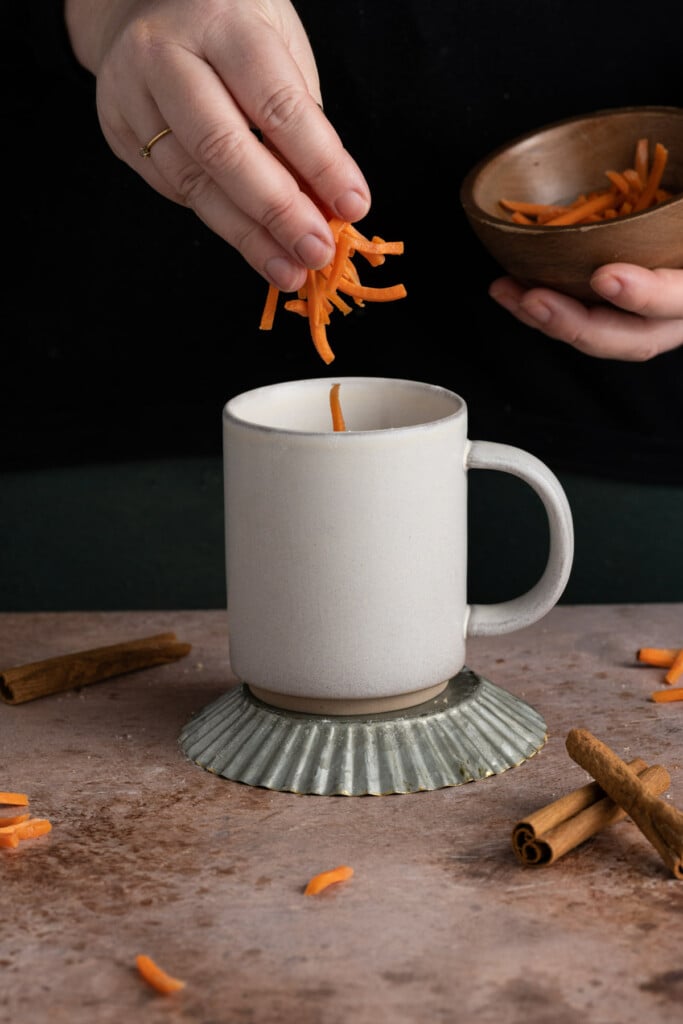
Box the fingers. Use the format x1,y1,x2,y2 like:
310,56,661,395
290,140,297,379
590,265,683,319
93,0,371,288
203,15,371,224
489,275,683,361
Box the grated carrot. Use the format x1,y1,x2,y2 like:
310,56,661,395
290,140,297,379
259,220,405,364
499,137,675,226
135,954,186,995
651,688,683,704
0,812,30,828
0,792,29,806
329,384,347,432
636,647,680,668
13,818,52,840
304,864,354,895
664,649,683,686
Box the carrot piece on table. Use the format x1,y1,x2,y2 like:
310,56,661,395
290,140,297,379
650,688,683,703
664,648,683,686
0,812,29,828
304,864,354,895
0,833,19,849
329,383,347,432
259,283,279,331
636,647,680,668
0,792,29,806
14,818,52,841
135,954,186,994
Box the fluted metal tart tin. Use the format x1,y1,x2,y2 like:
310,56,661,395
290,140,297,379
179,667,547,796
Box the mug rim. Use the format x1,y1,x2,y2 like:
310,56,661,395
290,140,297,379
223,376,466,436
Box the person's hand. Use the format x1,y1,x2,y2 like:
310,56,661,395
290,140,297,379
64,0,371,292
488,265,683,360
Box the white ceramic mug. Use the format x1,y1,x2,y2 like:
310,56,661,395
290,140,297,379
223,377,574,715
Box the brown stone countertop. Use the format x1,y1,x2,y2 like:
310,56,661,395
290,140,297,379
2,605,683,1024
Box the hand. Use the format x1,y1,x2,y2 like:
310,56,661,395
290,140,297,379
488,265,683,360
64,0,371,292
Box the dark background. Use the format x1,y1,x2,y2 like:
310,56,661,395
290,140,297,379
3,1,683,610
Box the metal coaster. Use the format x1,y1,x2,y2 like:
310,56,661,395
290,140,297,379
178,667,547,796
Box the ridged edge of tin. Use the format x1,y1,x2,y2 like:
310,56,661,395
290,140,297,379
178,667,547,796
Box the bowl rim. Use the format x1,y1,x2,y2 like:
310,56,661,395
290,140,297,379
459,104,683,232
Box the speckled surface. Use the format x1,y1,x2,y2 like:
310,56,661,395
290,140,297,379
2,605,683,1024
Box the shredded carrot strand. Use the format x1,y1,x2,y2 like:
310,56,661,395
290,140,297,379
650,688,683,703
545,191,618,226
0,792,29,806
259,220,405,363
13,818,52,840
636,647,680,667
0,812,30,828
304,864,354,895
632,142,669,212
329,384,347,432
259,283,279,331
135,955,186,994
664,648,683,686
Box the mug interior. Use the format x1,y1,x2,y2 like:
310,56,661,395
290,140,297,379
224,377,463,433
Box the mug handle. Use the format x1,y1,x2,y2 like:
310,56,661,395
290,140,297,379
465,440,574,637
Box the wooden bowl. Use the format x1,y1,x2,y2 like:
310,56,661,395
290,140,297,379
459,106,683,302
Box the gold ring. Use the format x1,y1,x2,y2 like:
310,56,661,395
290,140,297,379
139,127,172,158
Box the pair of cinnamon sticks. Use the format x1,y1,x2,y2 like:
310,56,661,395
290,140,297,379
513,728,683,879
0,633,191,705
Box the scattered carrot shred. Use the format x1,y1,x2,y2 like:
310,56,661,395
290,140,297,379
304,864,354,895
636,646,683,700
650,688,683,704
329,383,347,432
135,954,186,995
636,647,680,668
499,137,675,226
259,219,405,364
0,792,29,806
13,818,52,840
664,649,683,686
0,812,30,828
0,793,52,850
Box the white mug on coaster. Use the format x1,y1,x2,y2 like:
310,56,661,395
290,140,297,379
223,377,574,716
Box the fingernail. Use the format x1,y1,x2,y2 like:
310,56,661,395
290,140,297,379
519,299,552,325
294,233,334,269
591,272,622,299
334,189,370,222
264,256,306,292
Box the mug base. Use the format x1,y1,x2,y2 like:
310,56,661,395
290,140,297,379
179,667,548,796
246,680,449,716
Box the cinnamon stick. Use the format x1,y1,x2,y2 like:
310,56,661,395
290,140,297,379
566,727,683,880
512,758,671,866
0,633,191,705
